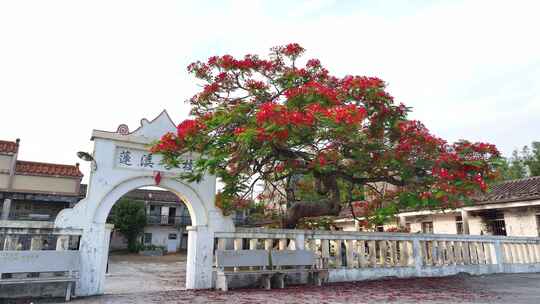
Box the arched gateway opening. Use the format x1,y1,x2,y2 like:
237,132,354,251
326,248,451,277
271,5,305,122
54,111,235,296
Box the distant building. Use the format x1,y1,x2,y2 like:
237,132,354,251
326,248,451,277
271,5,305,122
335,177,540,237
0,139,83,222
108,187,192,253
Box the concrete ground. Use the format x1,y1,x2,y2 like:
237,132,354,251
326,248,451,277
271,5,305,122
35,253,540,304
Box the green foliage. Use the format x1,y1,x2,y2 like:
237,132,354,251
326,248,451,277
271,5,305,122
500,142,540,180
108,198,147,253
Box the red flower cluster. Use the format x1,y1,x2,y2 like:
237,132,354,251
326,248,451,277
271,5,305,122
150,132,178,153
177,119,205,139
326,104,367,124
282,43,305,57
288,111,315,126
256,102,288,125
233,127,245,136
341,76,384,93
285,81,340,104
206,54,275,71
395,120,444,157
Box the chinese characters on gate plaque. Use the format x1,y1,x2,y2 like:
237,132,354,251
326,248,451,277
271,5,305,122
116,148,193,173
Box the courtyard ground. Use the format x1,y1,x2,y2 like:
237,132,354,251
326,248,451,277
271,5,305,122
41,253,540,304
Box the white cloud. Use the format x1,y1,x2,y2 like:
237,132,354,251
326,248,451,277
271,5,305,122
0,0,539,182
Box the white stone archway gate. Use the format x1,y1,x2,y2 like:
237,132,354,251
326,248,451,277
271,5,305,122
54,111,235,296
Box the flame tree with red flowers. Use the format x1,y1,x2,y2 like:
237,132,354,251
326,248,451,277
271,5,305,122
151,43,502,228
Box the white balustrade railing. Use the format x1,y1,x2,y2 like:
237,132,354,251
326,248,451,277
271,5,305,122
0,221,82,251
214,228,540,283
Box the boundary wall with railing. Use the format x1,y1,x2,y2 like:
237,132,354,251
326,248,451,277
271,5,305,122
215,228,540,283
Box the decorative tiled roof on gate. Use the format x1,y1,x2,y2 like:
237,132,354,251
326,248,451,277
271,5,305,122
476,176,540,205
0,140,18,154
15,161,83,178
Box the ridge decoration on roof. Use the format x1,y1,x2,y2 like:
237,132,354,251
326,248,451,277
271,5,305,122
91,110,176,144
0,140,19,154
15,160,83,178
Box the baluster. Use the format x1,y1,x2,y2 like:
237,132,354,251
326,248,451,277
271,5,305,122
4,235,19,250
346,240,355,268
335,240,343,267
368,240,377,267
278,238,288,250
56,235,69,251
358,240,368,268
400,241,411,266
233,238,243,272
217,238,227,250
533,243,540,263
512,243,523,264
447,241,455,265
30,235,43,251
455,242,463,265
522,244,531,263
439,241,447,265
430,241,438,266
484,243,493,264
527,244,534,263
389,240,397,266
294,234,305,250
462,242,471,264
421,241,430,266
472,242,480,264
504,243,516,264
234,238,243,250
248,239,259,270
321,239,330,268
380,240,388,267
264,239,274,251
477,242,486,264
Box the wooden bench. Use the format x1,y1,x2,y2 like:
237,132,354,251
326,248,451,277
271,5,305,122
271,250,328,288
215,249,327,291
0,250,80,301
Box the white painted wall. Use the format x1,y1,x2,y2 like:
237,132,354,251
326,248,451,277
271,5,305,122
433,213,459,234
504,208,539,237
143,226,186,252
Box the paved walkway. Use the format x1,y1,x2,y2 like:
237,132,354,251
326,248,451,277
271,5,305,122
46,253,540,304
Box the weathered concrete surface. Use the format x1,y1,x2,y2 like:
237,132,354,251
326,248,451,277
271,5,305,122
7,253,540,304
50,273,540,304
99,253,187,295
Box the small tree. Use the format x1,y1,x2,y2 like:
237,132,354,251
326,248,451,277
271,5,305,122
151,43,501,228
108,198,147,252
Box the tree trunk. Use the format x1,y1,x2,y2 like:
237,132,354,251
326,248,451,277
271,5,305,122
283,174,342,228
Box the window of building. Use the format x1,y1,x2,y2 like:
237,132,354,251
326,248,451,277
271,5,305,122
456,216,464,234
168,233,177,240
484,211,506,236
143,233,152,244
422,222,433,234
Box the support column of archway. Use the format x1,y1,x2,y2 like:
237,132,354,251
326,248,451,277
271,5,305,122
186,225,215,289
77,223,113,296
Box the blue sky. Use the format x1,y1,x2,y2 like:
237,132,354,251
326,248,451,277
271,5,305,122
0,0,539,182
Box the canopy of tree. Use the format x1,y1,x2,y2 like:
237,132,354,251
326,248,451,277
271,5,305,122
108,198,147,252
151,43,501,228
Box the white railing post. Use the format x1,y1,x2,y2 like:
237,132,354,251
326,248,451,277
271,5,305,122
412,239,423,273
494,241,504,272
30,235,43,250
295,233,305,250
